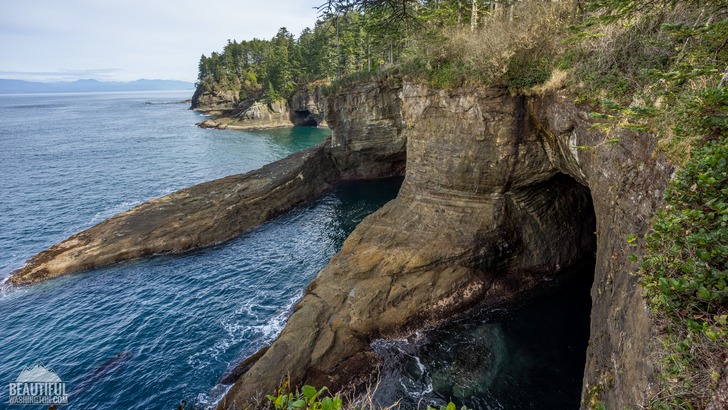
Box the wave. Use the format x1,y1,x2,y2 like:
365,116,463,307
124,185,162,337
187,290,303,371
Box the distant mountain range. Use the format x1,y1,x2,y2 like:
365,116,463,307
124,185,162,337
0,79,195,94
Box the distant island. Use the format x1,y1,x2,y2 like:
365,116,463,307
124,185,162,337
0,78,195,94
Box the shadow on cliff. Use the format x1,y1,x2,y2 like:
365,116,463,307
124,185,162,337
218,80,600,409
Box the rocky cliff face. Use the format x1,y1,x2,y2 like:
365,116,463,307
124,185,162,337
219,80,643,409
190,87,239,116
219,78,671,409
530,93,672,408
326,76,406,179
192,83,328,130
197,99,293,130
290,83,328,127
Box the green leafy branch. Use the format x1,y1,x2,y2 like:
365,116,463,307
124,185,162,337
267,383,343,410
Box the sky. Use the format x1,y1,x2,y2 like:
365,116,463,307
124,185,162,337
0,0,324,83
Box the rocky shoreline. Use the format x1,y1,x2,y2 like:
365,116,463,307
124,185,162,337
191,83,328,131
13,75,674,409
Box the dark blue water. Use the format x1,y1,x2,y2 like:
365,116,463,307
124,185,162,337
373,259,594,410
0,91,402,409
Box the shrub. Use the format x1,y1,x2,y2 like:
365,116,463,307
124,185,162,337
267,383,342,410
637,87,728,408
399,0,571,90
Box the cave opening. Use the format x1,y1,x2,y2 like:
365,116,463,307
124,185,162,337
291,109,318,127
371,173,597,410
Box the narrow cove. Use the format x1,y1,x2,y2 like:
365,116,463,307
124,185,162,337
0,92,595,410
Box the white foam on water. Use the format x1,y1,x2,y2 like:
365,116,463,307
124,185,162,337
202,383,233,410
0,280,27,301
187,290,304,372
399,374,433,399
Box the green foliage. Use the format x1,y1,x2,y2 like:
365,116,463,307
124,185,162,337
641,138,728,326
426,402,471,410
637,87,728,408
503,49,553,93
199,1,579,97
573,5,728,408
560,0,728,162
675,87,728,142
267,383,343,410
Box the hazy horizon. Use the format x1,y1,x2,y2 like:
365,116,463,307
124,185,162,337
0,78,195,84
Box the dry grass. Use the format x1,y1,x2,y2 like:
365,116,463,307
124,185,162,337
644,318,727,409
406,0,572,89
526,68,570,95
343,378,402,410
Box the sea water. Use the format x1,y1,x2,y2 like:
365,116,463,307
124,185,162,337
0,91,402,409
371,259,594,410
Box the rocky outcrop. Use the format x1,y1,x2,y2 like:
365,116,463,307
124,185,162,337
10,81,400,285
198,99,293,130
9,143,339,285
16,74,670,410
326,77,405,179
290,82,328,127
218,82,600,409
218,79,671,410
190,87,239,116
192,83,329,130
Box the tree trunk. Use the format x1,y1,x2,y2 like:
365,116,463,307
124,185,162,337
367,34,371,72
335,18,341,79
471,0,478,31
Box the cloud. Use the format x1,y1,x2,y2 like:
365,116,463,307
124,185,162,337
0,0,323,82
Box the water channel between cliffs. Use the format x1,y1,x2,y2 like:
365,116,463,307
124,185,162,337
371,257,595,410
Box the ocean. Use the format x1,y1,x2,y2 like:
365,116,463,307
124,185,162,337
0,91,401,409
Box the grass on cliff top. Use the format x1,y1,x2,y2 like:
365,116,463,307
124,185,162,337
633,86,728,410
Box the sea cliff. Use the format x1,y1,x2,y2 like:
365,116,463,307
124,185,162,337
12,75,674,409
191,83,328,130
217,77,671,409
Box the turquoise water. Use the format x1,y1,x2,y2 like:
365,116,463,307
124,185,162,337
0,91,402,409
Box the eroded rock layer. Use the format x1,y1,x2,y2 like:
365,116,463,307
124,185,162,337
192,84,328,130
218,83,599,409
15,75,672,410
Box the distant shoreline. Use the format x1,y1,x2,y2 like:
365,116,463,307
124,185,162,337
0,90,194,97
